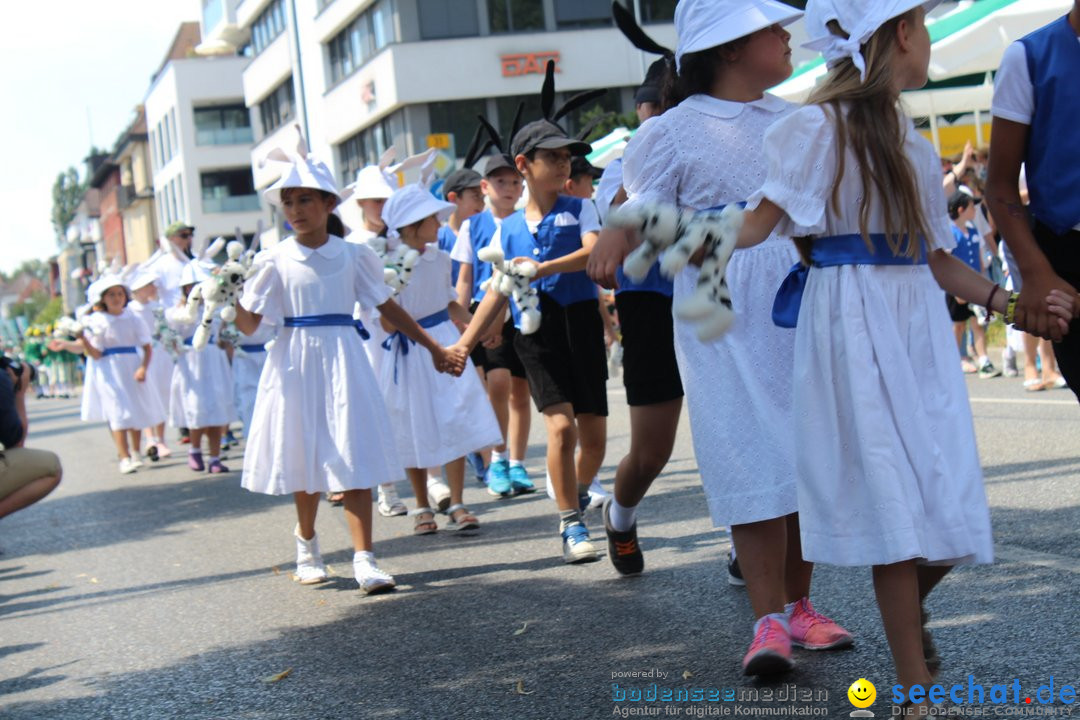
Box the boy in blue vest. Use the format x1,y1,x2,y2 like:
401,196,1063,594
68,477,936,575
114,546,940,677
988,1,1080,401
450,155,535,496
439,167,485,288
454,120,608,564
947,191,1002,378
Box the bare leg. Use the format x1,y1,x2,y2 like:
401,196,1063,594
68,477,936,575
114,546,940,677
111,429,131,460
543,403,579,512
575,413,606,493
732,516,790,618
783,513,814,603
613,398,681,508
446,457,466,505
873,561,932,694
205,426,222,457
294,491,321,540
341,488,374,552
128,429,142,455
508,376,532,461
485,368,511,454
0,473,61,519
406,467,430,509
189,428,204,453
917,564,952,602
1023,332,1041,381
971,321,988,360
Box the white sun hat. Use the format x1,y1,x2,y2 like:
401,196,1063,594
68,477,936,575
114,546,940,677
803,0,943,81
129,271,158,291
675,0,804,71
86,273,129,306
381,184,455,236
260,124,342,207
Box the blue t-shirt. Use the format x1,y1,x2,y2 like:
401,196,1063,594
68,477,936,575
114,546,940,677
950,224,981,273
437,224,460,287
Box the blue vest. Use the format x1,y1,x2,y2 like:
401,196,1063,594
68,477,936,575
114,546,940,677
468,211,499,304
437,224,461,287
500,196,598,328
615,263,674,297
950,224,981,273
1020,16,1080,234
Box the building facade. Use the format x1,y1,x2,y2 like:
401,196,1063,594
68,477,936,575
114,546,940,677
114,106,160,265
145,22,265,250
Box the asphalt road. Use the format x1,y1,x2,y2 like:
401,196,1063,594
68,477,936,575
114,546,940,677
1,373,1077,719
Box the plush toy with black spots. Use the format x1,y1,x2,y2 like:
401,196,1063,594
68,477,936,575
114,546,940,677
182,240,258,350
477,245,541,335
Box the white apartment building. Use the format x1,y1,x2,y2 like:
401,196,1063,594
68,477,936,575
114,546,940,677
145,23,266,247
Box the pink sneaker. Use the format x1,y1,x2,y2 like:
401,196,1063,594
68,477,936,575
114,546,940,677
788,597,854,650
207,459,230,474
742,615,794,676
155,442,173,459
187,452,205,471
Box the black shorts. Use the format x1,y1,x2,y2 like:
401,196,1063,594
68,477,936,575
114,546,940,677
1034,221,1080,402
514,294,608,416
945,294,973,323
468,304,526,379
615,291,684,406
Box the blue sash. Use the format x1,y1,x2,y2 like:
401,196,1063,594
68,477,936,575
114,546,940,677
183,335,215,346
101,346,137,357
772,234,927,328
381,309,451,383
239,344,266,353
283,314,370,340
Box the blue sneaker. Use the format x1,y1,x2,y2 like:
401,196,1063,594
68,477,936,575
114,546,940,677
561,522,598,564
486,459,512,497
467,452,486,484
509,465,536,495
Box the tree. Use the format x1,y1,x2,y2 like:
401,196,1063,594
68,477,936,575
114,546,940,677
578,106,640,144
33,297,64,327
51,166,85,245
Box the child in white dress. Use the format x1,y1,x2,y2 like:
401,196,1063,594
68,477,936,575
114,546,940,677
591,0,852,676
234,133,465,594
74,276,166,474
167,262,237,474
230,320,274,438
732,0,1072,708
378,183,503,534
128,272,175,461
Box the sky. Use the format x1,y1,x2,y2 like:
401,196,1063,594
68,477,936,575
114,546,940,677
0,1,198,275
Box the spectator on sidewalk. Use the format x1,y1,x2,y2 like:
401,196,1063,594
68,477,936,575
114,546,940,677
0,360,62,521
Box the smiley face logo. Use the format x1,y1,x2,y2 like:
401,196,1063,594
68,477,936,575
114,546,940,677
848,678,876,708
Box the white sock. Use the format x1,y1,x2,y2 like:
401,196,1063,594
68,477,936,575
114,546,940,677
492,450,508,463
208,455,219,464
354,550,375,565
509,459,524,468
189,448,200,456
427,469,442,482
978,355,989,366
608,498,638,532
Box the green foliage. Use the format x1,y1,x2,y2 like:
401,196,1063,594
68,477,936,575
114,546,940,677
33,297,64,327
579,106,640,143
52,166,85,243
9,291,49,323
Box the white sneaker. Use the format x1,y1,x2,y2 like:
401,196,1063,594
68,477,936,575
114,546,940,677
129,453,144,469
426,475,452,513
354,555,396,595
293,525,328,585
377,483,408,517
587,478,609,509
118,457,137,474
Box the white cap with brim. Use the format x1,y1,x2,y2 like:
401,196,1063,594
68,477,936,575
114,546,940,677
259,124,342,207
675,0,804,71
381,184,455,236
87,273,128,306
803,0,942,82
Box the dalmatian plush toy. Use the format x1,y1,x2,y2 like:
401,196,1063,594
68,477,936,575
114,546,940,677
609,203,744,341
476,245,541,335
182,239,259,350
368,235,420,295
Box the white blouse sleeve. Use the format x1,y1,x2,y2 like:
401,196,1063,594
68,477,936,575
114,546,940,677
352,243,394,311
750,105,837,236
240,259,285,326
621,117,681,210
132,313,152,346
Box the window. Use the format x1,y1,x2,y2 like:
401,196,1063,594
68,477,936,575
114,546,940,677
149,128,159,172
554,0,613,29
428,99,489,159
258,78,295,135
489,0,544,33
195,104,254,145
168,180,178,224
337,111,405,186
327,0,396,84
252,0,286,55
418,0,477,40
201,169,259,213
169,109,179,159
177,175,187,221
639,0,676,23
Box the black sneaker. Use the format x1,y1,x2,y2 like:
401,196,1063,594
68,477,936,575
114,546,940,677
603,497,643,576
727,551,746,587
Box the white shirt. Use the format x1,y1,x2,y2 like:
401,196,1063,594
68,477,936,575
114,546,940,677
83,308,152,351
523,198,601,235
450,214,508,265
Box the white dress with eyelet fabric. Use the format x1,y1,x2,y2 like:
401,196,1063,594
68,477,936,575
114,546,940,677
232,320,276,433
748,104,993,567
622,94,801,529
80,309,167,431
239,235,403,495
164,313,237,429
373,245,501,469
128,299,176,416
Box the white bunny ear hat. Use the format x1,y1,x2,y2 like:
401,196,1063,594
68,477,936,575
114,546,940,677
340,147,439,203
380,150,452,237
261,124,342,207
86,271,130,306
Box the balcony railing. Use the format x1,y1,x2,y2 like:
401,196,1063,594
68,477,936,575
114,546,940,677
203,194,260,213
196,126,255,146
